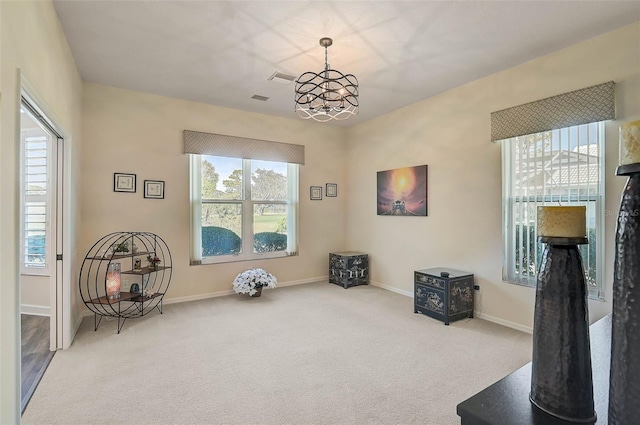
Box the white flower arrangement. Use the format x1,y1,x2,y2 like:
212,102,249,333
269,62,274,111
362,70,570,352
232,268,277,296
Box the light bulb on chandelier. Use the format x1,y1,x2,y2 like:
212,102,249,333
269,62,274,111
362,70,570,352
294,37,359,122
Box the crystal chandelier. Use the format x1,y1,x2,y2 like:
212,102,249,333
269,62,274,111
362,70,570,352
294,37,359,122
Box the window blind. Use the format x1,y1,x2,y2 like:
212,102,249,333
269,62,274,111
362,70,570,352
501,123,604,298
183,130,305,165
491,81,615,142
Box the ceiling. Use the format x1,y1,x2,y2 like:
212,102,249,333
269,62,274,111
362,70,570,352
53,1,640,127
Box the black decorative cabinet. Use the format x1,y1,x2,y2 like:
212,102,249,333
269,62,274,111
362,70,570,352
414,267,474,325
329,251,368,288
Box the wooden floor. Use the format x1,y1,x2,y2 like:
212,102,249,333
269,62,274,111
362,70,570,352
21,314,55,413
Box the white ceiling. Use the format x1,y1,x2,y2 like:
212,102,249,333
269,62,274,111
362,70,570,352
53,1,640,127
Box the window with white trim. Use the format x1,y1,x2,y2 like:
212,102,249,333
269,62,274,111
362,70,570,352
190,155,298,264
501,122,605,298
495,82,614,299
20,104,55,275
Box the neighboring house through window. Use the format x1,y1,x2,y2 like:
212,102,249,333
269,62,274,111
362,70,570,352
493,82,615,299
501,123,604,297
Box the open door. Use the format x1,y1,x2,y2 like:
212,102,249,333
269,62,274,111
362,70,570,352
19,96,63,411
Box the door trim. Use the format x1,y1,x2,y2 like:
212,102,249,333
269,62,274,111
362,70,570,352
20,92,64,351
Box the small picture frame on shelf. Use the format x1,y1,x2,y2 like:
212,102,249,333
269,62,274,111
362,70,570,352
144,180,165,199
326,183,337,197
114,173,136,193
310,186,322,200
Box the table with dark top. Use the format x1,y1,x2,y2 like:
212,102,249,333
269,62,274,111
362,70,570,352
457,314,611,425
414,267,474,325
329,251,368,288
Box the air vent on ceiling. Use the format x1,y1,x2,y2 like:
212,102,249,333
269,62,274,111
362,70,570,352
251,95,269,102
268,71,296,84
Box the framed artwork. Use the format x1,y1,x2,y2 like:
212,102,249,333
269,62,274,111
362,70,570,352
326,183,337,197
114,173,136,193
377,165,428,216
310,186,322,200
144,180,165,199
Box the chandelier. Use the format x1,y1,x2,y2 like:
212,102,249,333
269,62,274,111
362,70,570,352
294,37,359,122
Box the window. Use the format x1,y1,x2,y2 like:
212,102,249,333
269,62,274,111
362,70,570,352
501,122,604,298
190,155,298,264
20,101,56,275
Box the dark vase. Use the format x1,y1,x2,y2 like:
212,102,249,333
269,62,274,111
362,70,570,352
530,237,596,423
250,286,263,297
609,168,640,424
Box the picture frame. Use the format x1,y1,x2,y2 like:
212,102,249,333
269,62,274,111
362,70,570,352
114,173,136,193
377,165,428,216
144,180,165,199
310,186,322,200
326,183,337,197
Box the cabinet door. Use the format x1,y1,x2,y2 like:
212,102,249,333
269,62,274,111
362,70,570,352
415,283,445,315
449,280,473,314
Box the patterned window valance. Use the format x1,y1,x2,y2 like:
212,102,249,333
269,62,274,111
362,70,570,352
491,81,615,142
183,130,305,165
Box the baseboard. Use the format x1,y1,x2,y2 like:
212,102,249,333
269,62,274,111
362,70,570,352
75,310,87,328
20,304,50,316
162,289,236,305
162,276,326,306
370,280,413,298
474,312,533,334
74,277,534,335
78,277,327,316
370,280,533,334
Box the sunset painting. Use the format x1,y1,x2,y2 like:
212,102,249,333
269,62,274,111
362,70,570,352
377,165,428,216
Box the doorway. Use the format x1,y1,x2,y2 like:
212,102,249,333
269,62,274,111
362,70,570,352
19,96,63,412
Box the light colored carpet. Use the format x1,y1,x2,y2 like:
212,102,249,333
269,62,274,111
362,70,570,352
21,282,532,425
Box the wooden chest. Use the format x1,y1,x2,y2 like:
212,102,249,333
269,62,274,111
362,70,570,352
414,267,474,325
329,252,368,288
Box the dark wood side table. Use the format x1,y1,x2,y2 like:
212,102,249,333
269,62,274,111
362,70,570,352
457,314,611,424
414,268,474,325
329,251,368,288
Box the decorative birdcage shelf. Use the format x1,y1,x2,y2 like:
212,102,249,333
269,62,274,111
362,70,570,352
79,231,172,333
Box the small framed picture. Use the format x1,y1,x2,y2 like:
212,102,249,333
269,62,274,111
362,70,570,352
144,180,165,199
326,183,337,197
310,186,322,200
114,173,136,193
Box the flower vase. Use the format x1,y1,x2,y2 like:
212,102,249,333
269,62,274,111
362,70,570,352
250,287,263,297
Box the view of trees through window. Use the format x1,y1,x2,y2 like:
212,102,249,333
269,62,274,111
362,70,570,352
201,156,288,256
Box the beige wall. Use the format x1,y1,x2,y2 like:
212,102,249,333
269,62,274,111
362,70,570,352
0,0,82,422
1,3,637,421
80,83,347,302
345,22,640,332
21,275,50,315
